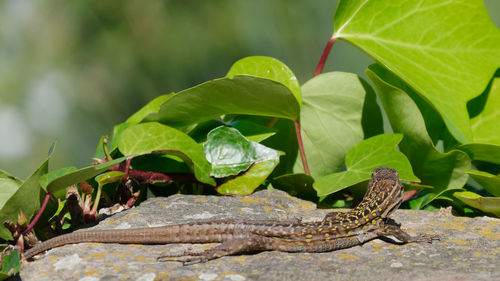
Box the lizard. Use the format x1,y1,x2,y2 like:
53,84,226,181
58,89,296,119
23,167,437,265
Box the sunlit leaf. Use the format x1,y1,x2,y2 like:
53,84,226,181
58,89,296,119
44,157,127,193
216,159,279,195
464,169,500,197
314,134,418,197
293,72,370,178
145,76,300,127
366,64,470,208
334,0,500,142
117,122,215,186
203,126,281,178
453,191,500,217
227,56,301,106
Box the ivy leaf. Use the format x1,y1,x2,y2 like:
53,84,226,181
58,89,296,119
229,120,277,143
226,56,301,107
125,94,171,124
95,171,127,186
117,122,215,186
0,169,22,185
0,249,21,279
0,179,20,210
453,191,500,217
216,159,279,196
293,72,373,178
0,146,53,240
366,64,470,208
314,134,418,197
457,77,500,164
145,75,300,127
334,0,500,143
203,126,281,178
464,169,500,197
42,157,127,194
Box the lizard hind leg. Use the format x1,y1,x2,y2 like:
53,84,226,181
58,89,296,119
157,236,266,265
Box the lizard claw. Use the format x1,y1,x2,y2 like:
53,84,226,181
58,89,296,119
413,234,440,243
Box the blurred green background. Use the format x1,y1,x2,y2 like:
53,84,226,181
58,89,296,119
1,1,499,179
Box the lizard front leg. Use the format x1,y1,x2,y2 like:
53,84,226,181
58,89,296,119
377,223,439,243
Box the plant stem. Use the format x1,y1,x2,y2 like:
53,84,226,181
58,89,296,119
295,119,310,175
22,193,52,235
266,117,278,128
314,36,336,76
403,189,419,202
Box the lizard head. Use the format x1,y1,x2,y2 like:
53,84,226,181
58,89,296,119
364,167,404,218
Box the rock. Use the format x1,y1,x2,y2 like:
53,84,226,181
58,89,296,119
19,190,500,281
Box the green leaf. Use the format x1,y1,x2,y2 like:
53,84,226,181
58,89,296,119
293,72,369,178
0,154,51,240
44,157,127,193
95,171,127,185
0,249,21,279
464,169,500,197
216,159,279,195
453,191,500,217
0,169,22,185
226,56,301,106
457,77,500,164
126,94,171,124
145,75,300,127
0,179,20,210
334,0,500,143
366,64,470,206
107,95,173,153
203,126,281,178
457,143,500,165
117,122,215,186
271,173,317,201
314,134,418,197
471,77,500,145
229,120,277,143
262,119,298,176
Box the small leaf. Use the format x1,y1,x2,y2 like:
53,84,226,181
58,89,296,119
203,126,281,178
226,56,301,106
293,72,368,178
0,250,21,278
464,169,500,197
229,120,277,143
216,159,279,195
334,0,500,142
117,122,215,186
314,134,418,197
0,154,51,240
453,191,500,217
271,173,317,201
0,179,20,210
95,171,127,185
44,157,127,193
145,75,300,127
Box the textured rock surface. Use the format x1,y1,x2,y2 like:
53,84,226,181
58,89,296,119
19,190,500,281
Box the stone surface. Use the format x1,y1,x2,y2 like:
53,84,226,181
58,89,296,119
18,190,500,281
